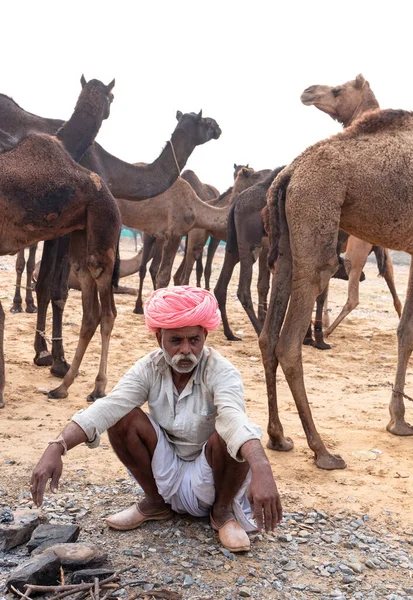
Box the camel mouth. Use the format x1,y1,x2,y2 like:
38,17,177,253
300,89,318,106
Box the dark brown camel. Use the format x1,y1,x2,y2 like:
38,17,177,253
0,77,121,408
0,92,221,378
260,105,413,471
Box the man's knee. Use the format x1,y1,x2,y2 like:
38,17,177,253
108,408,157,453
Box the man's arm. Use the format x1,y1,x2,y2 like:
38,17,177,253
239,439,282,533
31,422,87,507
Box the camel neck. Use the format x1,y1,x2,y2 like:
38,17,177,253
57,111,103,163
344,92,380,128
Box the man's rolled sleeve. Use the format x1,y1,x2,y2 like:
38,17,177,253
70,357,152,448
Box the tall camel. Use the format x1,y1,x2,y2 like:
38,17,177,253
0,93,221,377
130,168,266,313
260,104,413,471
300,75,403,336
0,77,121,407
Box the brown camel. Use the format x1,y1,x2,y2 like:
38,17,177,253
260,102,413,471
0,93,221,379
301,75,403,336
0,77,121,408
129,167,266,313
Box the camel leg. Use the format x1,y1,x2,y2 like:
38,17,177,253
173,244,186,285
0,301,5,408
257,244,270,327
325,240,371,337
48,224,117,401
10,249,25,313
204,237,220,291
387,259,413,436
25,243,38,313
149,239,164,288
383,249,402,317
33,239,58,367
313,285,331,350
196,255,204,287
156,235,182,289
237,245,261,336
134,234,156,314
214,248,241,341
49,236,71,378
258,225,293,453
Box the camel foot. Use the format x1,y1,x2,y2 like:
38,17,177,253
34,352,53,367
10,304,23,313
315,453,347,470
87,390,106,403
266,436,294,452
47,385,69,400
50,360,71,378
386,420,413,436
313,339,332,351
25,305,37,314
133,306,144,315
303,337,314,346
225,334,242,342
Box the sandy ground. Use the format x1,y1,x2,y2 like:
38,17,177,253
0,238,412,528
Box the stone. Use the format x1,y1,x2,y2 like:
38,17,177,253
6,552,60,594
27,524,80,553
0,509,42,551
72,568,116,584
182,575,194,587
239,587,252,597
37,543,107,569
0,506,14,524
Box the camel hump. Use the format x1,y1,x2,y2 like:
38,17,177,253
348,109,413,137
0,128,19,154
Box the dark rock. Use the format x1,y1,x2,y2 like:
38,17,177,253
6,551,60,594
28,524,80,553
37,543,107,569
0,509,42,551
0,506,14,524
72,568,116,584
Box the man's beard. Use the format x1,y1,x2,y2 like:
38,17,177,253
161,342,202,374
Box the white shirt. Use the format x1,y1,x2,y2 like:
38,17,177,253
72,346,262,462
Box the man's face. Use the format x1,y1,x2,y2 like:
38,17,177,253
156,326,207,374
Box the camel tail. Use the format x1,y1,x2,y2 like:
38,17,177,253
226,203,238,253
266,169,291,269
372,246,387,277
112,236,121,288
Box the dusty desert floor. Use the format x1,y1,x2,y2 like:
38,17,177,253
0,238,412,525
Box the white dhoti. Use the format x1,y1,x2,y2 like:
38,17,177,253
144,415,257,533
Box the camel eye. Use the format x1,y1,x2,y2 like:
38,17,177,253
332,88,341,98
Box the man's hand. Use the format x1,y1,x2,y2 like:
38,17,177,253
30,445,64,507
247,465,282,533
239,439,283,533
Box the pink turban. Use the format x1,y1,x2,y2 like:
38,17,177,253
144,286,221,333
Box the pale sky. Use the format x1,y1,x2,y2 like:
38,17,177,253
3,0,413,192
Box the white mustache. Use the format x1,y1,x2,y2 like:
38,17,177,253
171,353,198,367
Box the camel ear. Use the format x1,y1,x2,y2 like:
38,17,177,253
242,167,250,177
106,78,115,92
176,110,183,121
246,163,249,168
355,74,366,89
80,74,87,89
233,163,237,169
197,109,203,119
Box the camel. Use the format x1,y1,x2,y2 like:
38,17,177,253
11,244,38,313
0,77,121,407
300,75,403,336
130,167,267,313
259,92,413,471
174,165,251,289
0,92,221,379
174,166,271,289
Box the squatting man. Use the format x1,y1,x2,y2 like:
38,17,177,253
31,286,282,552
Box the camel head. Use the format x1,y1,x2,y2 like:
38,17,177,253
233,163,250,180
176,110,222,145
233,166,263,195
78,75,115,121
300,74,379,128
